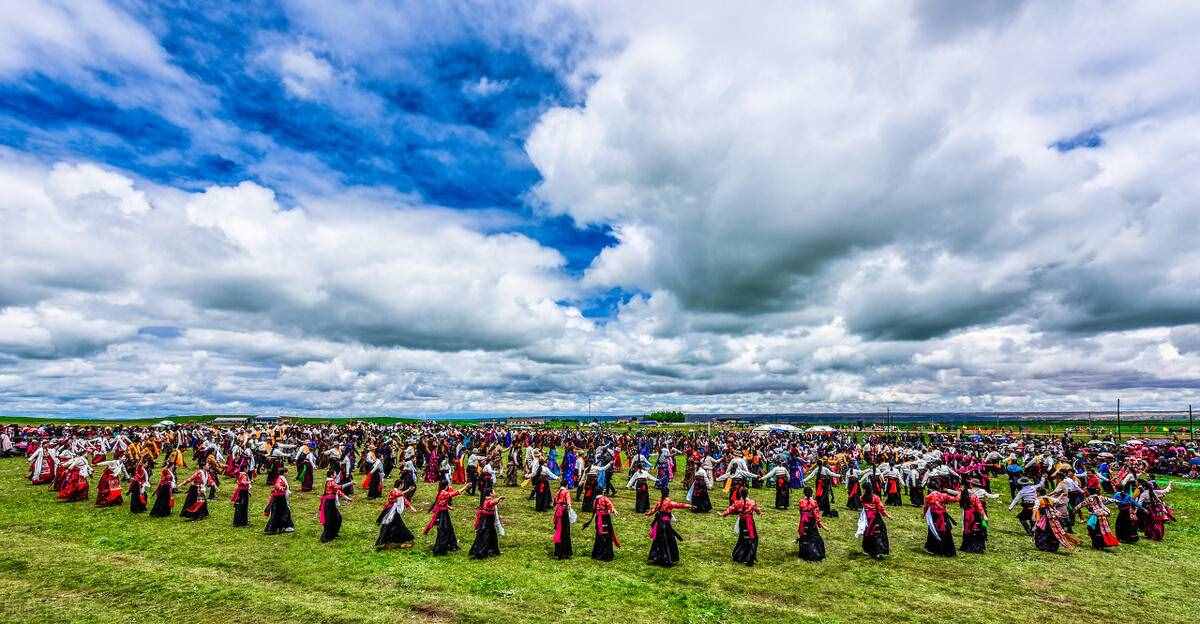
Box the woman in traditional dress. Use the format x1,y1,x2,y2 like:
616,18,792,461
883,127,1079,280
921,489,957,556
149,465,176,517
646,494,692,567
179,467,210,521
230,471,252,527
551,486,575,559
584,494,619,561
844,467,863,510
689,464,713,513
1113,490,1141,543
1032,492,1077,553
469,493,504,559
56,456,90,502
578,466,598,513
808,461,840,518
425,485,462,555
376,481,416,550
959,483,991,554
94,460,124,507
1079,487,1119,550
263,475,296,534
363,454,384,499
857,487,891,559
527,460,556,512
296,445,316,492
627,467,652,513
318,473,353,542
762,463,790,510
129,461,149,513
1137,480,1173,541
796,487,825,562
721,491,762,566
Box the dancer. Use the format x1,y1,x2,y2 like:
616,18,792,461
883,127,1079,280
179,467,210,521
1079,487,1119,549
318,473,353,542
425,485,463,555
1137,480,1174,541
857,486,891,559
469,493,504,559
583,493,619,561
922,488,957,556
375,480,416,550
959,482,992,554
796,487,826,561
551,486,575,559
263,475,296,534
129,461,149,514
94,460,124,508
230,471,252,527
1032,491,1077,553
721,491,762,566
628,466,653,513
762,462,790,510
646,494,692,567
149,465,176,517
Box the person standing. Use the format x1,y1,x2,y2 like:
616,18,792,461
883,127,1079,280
375,481,416,550
230,471,252,527
584,494,619,561
425,485,463,555
721,492,763,566
646,494,692,567
318,473,353,542
796,487,826,562
263,475,296,534
469,493,504,559
551,487,575,560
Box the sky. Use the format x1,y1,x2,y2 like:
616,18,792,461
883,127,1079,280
1,0,1199,417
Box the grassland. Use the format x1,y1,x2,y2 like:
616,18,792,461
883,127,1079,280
0,457,1196,624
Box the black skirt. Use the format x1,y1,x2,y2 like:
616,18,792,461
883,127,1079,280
647,514,682,567
924,525,956,556
431,510,459,555
635,483,650,513
1116,507,1139,543
960,526,987,553
129,484,147,514
1033,526,1060,552
320,499,342,542
375,511,415,549
367,473,383,499
863,519,889,558
180,485,208,521
731,523,758,565
553,515,572,559
797,519,825,561
149,483,173,517
469,515,501,559
691,487,712,513
264,496,295,534
774,483,790,510
232,490,250,527
591,516,616,561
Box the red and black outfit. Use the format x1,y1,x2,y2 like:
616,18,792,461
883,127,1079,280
922,491,956,556
318,477,349,542
425,486,462,555
129,464,149,514
179,469,210,520
263,476,295,534
796,496,825,561
95,466,123,507
230,472,251,527
469,495,502,559
959,490,989,553
552,488,573,559
858,493,891,559
646,498,691,567
721,497,762,565
588,495,619,561
149,466,175,517
375,486,415,549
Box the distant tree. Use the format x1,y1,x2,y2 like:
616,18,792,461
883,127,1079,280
646,410,686,423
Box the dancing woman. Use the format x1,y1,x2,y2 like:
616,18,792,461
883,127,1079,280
796,487,825,561
179,467,210,521
129,461,149,514
922,489,957,556
318,473,353,542
263,475,296,534
469,493,504,559
721,492,762,566
627,467,653,513
1032,492,1078,553
230,471,252,527
551,487,575,559
959,484,992,554
1079,487,1119,549
857,488,891,559
425,485,463,555
583,494,619,561
375,481,416,550
761,463,790,510
646,494,692,567
1137,480,1173,542
148,465,176,517
94,460,124,508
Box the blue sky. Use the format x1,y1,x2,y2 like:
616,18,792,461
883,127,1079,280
1,1,1199,417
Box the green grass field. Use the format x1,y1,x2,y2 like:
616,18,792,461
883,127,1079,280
0,457,1196,624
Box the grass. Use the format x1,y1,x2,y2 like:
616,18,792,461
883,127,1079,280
0,457,1197,624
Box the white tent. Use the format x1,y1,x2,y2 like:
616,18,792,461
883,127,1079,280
804,425,835,433
752,423,801,433
154,419,176,427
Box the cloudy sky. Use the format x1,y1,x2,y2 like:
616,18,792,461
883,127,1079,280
2,1,1199,417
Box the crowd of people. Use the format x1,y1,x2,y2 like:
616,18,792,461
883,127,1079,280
4,420,1188,566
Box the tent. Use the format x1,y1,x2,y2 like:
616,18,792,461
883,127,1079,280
153,419,176,427
752,423,801,433
804,425,835,433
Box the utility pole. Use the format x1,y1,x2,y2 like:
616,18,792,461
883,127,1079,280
1116,398,1121,441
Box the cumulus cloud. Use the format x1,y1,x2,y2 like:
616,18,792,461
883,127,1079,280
2,1,1200,416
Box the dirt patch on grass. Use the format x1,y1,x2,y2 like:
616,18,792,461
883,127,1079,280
410,602,456,623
